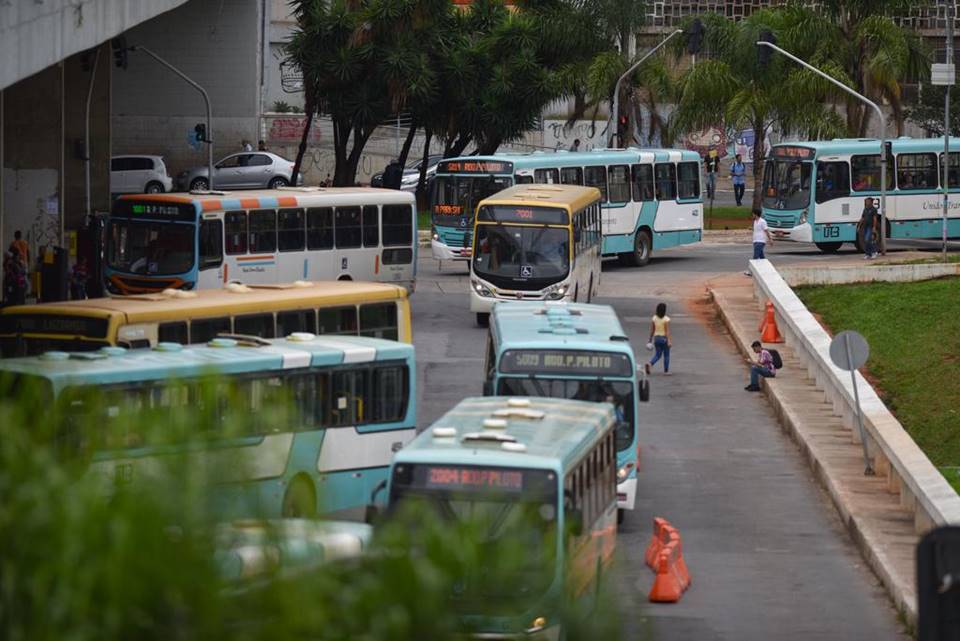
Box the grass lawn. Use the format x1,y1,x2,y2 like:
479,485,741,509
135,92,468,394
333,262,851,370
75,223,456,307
796,278,960,490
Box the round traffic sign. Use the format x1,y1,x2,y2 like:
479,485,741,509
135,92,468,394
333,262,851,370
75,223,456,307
829,330,870,371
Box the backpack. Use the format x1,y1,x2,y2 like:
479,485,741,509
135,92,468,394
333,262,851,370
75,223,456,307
768,349,783,370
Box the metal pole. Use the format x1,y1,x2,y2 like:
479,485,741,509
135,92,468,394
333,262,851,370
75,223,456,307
945,3,954,262
84,47,101,221
609,30,682,149
844,333,875,476
758,41,888,255
130,46,213,191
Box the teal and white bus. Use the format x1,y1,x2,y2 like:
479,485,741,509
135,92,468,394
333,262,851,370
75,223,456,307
431,149,704,266
762,137,960,252
384,396,617,639
483,302,647,522
0,334,416,520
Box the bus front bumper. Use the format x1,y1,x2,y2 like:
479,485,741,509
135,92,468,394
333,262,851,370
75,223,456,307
469,280,569,313
467,625,561,640
431,239,472,261
768,222,812,243
617,477,637,511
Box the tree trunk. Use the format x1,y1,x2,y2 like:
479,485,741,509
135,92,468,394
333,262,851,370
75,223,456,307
397,119,419,168
751,121,766,212
291,94,316,185
444,134,472,158
332,117,352,186
415,128,434,210
476,135,503,156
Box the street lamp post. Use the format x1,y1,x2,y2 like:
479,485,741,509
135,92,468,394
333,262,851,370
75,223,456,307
609,29,682,149
943,3,955,262
129,46,214,192
757,40,888,255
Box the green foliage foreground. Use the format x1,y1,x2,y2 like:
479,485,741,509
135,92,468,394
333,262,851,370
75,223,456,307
796,278,960,490
0,377,621,640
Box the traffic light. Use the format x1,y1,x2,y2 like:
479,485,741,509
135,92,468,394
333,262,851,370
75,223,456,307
194,123,207,143
757,30,776,69
687,18,705,55
111,37,128,69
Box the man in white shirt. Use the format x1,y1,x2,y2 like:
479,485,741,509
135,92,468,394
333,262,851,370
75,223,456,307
746,208,773,275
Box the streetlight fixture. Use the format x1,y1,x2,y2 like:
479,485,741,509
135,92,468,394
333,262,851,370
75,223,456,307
757,35,889,255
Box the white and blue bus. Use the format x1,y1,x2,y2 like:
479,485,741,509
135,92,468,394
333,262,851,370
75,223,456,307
431,149,703,266
382,396,618,638
483,302,647,523
761,137,960,252
0,334,416,521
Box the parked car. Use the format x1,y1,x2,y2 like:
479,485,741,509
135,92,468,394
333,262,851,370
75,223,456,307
110,155,173,194
176,152,303,191
371,154,443,189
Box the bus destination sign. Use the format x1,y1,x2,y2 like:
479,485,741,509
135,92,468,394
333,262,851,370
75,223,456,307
407,464,555,495
477,205,569,225
771,146,814,160
499,349,632,377
0,314,109,338
112,200,197,222
433,204,464,216
437,160,514,175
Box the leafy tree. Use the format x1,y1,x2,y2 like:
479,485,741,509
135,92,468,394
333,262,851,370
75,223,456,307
906,85,960,137
672,8,847,210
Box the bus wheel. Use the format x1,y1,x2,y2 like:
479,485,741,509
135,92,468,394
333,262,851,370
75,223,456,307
815,241,843,253
282,477,317,518
630,230,652,267
476,312,489,327
617,509,625,525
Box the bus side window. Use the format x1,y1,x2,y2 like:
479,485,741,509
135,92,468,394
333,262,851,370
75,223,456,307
335,206,362,249
199,219,223,269
359,303,398,340
584,166,607,201
225,211,247,255
677,161,700,200
534,168,559,184
608,165,631,203
362,205,379,248
815,161,850,203
330,369,362,426
941,152,960,188
560,167,583,185
483,336,496,383
189,317,231,344
654,163,677,201
278,208,305,252
632,164,654,202
249,209,278,253
307,207,334,250
318,306,358,335
515,174,534,184
896,153,938,191
382,204,413,247
234,313,276,338
277,309,316,336
370,365,408,423
158,321,188,344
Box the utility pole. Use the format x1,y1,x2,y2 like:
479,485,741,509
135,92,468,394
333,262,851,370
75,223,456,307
757,37,889,255
943,2,955,261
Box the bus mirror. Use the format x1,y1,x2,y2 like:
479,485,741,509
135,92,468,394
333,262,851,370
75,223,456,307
364,503,380,524
639,379,650,402
369,478,387,504
482,381,493,396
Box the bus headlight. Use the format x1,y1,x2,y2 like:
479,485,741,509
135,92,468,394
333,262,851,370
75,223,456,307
617,464,633,481
799,209,808,225
545,285,567,300
472,279,492,297
431,227,439,241
527,616,547,633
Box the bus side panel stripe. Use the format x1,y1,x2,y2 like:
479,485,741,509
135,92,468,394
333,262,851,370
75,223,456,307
239,198,260,209
311,338,377,363
317,428,416,473
202,200,223,211
277,197,298,207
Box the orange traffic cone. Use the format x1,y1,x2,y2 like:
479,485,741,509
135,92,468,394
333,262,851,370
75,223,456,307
758,301,784,343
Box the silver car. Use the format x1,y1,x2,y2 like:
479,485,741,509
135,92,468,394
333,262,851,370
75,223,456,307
176,152,303,191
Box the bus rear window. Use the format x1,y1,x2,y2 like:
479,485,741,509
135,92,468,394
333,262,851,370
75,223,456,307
318,307,357,335
360,303,398,340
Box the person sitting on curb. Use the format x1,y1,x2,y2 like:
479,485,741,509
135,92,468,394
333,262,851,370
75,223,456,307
745,340,775,392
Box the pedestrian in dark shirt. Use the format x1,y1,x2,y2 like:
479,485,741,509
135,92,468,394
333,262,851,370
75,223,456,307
704,146,720,199
860,197,880,259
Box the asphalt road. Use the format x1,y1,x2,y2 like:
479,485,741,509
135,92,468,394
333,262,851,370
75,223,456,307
409,239,924,640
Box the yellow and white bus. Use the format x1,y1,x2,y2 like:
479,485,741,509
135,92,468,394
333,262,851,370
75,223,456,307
0,281,411,357
470,184,602,326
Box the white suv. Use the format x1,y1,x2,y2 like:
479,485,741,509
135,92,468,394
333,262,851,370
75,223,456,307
110,155,173,194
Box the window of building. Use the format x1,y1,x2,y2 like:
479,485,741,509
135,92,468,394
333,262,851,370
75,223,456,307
560,167,583,185
278,208,305,252
307,207,334,250
896,153,938,190
654,163,677,201
584,166,607,201
248,209,277,253
335,206,362,249
607,165,631,203
362,205,379,247
382,204,413,247
225,211,247,255
677,162,700,199
632,164,655,201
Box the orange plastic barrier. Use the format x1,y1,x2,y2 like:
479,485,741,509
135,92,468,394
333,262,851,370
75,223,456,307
644,517,692,603
758,301,784,343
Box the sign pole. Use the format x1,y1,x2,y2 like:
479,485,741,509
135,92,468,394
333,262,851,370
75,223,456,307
945,3,955,262
844,333,875,476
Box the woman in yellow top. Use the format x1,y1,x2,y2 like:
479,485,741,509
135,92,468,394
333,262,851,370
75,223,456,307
646,302,671,375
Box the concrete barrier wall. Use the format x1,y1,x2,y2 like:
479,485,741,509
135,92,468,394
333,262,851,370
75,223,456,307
748,259,960,532
778,262,960,287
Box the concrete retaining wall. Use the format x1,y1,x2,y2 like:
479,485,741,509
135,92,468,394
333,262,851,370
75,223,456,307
778,262,960,287
748,259,960,533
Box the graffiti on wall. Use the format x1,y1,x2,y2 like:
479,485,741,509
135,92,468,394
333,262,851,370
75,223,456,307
683,127,727,158
266,116,322,144
543,120,609,151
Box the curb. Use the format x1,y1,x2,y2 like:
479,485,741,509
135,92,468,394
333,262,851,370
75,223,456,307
709,287,918,625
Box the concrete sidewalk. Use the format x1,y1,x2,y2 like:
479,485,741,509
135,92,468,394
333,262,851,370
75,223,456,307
708,275,918,624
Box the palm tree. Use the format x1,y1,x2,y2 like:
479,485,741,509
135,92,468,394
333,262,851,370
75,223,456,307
672,8,847,210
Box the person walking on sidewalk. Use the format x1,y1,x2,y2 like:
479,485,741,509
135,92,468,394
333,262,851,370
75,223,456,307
731,154,747,206
745,209,773,275
704,145,720,199
645,302,672,376
745,340,776,391
859,197,880,259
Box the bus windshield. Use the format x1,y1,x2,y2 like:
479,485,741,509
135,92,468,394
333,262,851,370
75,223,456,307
762,160,812,210
497,377,634,451
108,220,195,275
390,465,557,614
473,225,569,288
433,175,512,226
